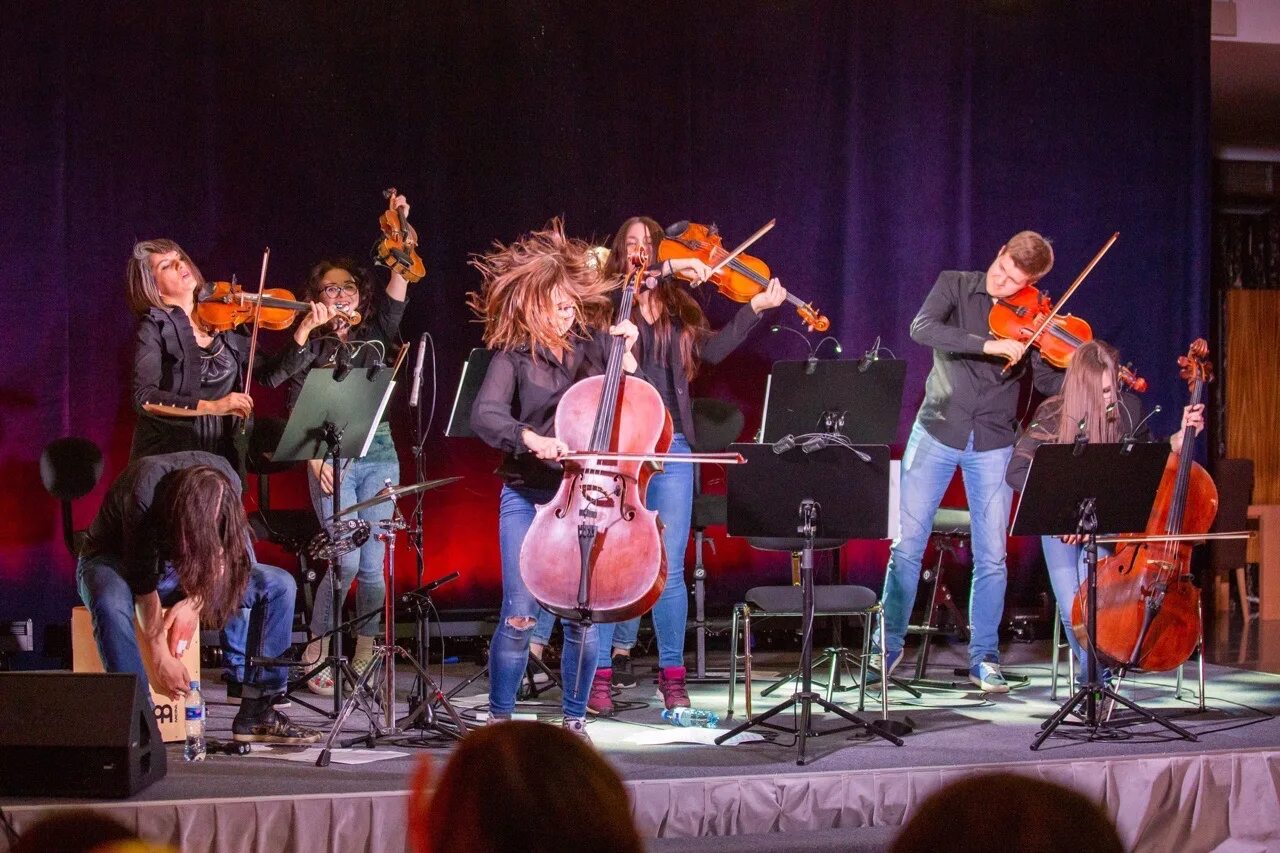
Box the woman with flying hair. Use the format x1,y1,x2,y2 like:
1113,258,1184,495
258,193,413,695
77,450,320,744
1006,339,1203,682
125,239,260,473
467,218,640,740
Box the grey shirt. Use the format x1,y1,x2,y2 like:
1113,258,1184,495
911,270,1063,451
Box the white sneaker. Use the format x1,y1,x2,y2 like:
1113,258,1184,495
969,661,1010,694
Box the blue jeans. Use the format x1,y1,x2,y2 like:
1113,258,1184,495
77,555,296,695
307,425,399,637
595,433,694,669
1042,536,1112,683
877,422,1014,668
492,485,597,718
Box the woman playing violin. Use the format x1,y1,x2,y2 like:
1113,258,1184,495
550,216,790,717
1005,339,1204,682
468,219,640,741
258,193,413,694
126,239,259,473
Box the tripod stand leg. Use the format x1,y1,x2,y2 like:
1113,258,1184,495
393,647,468,738
316,652,389,766
1031,684,1090,750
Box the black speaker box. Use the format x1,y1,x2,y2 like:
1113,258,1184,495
0,672,167,798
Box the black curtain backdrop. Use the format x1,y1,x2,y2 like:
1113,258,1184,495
0,2,1210,652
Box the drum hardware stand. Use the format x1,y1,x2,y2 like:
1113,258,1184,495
316,511,468,767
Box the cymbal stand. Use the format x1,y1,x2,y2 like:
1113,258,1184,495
316,512,468,767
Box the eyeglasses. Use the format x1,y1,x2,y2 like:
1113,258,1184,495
322,283,360,298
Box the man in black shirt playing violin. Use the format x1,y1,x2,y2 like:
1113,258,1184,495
875,231,1063,694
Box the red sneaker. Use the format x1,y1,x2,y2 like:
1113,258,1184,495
587,668,614,716
657,665,690,710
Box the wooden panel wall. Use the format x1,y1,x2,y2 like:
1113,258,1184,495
1226,290,1280,504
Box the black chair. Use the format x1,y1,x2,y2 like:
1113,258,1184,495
39,437,105,556
246,417,321,632
726,538,889,720
688,398,746,681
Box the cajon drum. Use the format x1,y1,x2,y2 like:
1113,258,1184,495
71,605,202,742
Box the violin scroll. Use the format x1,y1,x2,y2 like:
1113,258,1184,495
374,187,426,283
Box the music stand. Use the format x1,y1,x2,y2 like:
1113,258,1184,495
759,358,906,444
269,367,394,722
445,348,493,439
715,442,904,764
1012,442,1196,749
755,358,918,699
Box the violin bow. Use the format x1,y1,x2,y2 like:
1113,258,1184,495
1019,232,1119,353
239,246,270,433
695,218,776,282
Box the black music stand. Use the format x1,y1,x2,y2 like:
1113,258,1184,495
445,348,493,439
270,367,395,719
759,358,906,444
756,357,918,698
1012,442,1196,749
715,442,904,764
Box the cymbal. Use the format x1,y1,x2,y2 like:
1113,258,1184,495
333,476,462,517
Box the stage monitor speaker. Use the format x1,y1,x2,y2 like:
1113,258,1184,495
0,671,167,798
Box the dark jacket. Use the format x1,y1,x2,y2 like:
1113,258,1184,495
129,305,254,470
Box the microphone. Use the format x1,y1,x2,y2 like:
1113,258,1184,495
332,342,353,382
409,333,427,407
772,434,797,454
401,570,461,602
1072,416,1088,457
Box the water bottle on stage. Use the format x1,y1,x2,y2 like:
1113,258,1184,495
184,680,206,762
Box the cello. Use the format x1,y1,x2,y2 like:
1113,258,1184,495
519,247,672,623
1072,339,1217,672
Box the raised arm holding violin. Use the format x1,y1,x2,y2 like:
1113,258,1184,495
253,193,416,695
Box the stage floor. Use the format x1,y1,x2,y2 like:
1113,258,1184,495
4,641,1280,853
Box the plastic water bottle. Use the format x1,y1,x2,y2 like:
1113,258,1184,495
662,707,719,728
184,680,206,762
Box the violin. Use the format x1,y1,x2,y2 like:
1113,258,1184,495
373,187,426,282
658,221,830,332
197,280,362,332
988,285,1147,392
1072,339,1217,672
519,248,670,623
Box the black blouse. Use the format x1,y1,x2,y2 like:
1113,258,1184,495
470,328,642,490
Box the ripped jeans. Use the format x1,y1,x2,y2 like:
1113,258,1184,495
490,484,597,719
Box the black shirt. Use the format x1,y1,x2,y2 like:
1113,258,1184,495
636,322,683,434
80,451,250,596
260,292,407,416
911,270,1063,451
470,328,639,490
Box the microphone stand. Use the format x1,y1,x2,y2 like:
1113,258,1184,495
405,335,433,724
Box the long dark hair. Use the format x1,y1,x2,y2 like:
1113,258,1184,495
1027,340,1123,446
161,466,252,628
604,216,709,381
